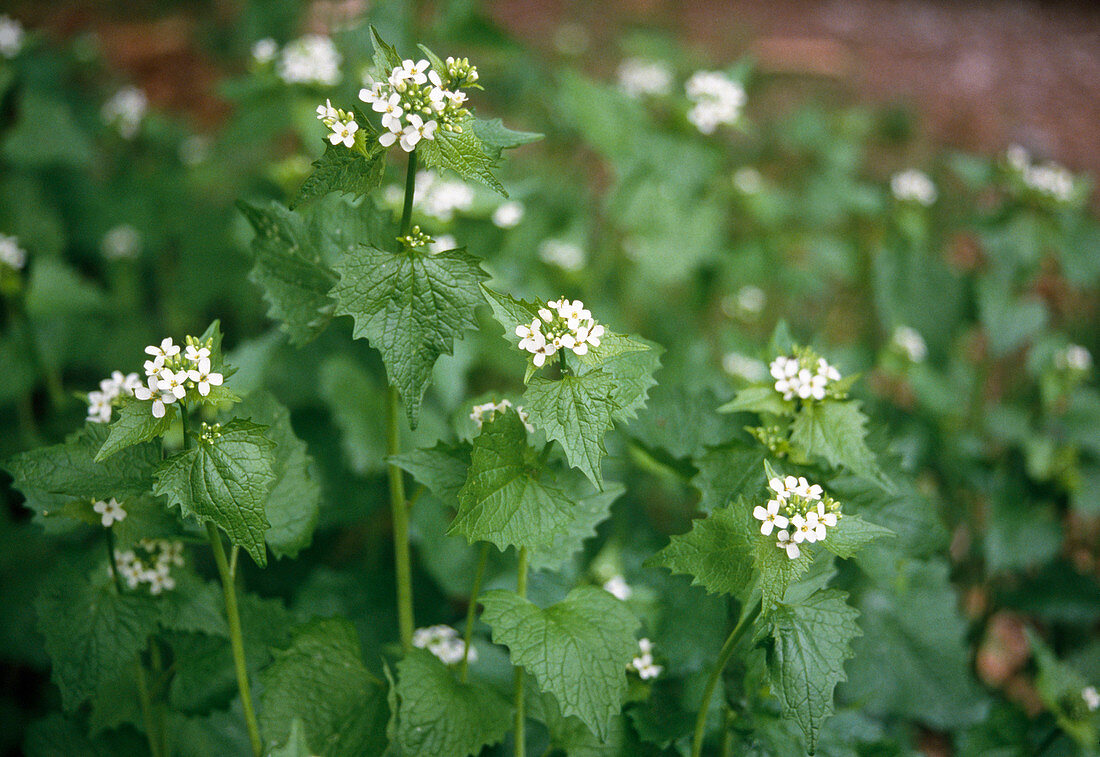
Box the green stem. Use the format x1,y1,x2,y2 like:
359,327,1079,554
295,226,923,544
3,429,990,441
719,705,734,757
207,522,263,757
387,149,419,653
459,543,490,682
513,547,529,757
691,601,760,757
149,640,169,757
105,526,124,594
134,658,162,757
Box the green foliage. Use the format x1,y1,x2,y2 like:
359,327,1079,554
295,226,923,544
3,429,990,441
153,419,277,567
648,504,755,599
96,400,175,462
418,118,508,196
294,140,386,208
789,402,883,484
332,244,489,427
480,586,640,740
754,589,861,754
524,370,618,487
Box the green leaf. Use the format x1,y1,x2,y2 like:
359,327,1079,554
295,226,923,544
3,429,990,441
36,572,160,711
529,481,625,572
647,505,756,599
418,119,507,196
691,444,767,513
332,244,489,427
391,442,471,508
470,118,543,158
238,200,338,346
293,141,386,208
1030,632,1099,751
392,649,511,756
6,423,160,506
153,419,276,567
368,26,402,73
235,392,321,559
627,385,739,459
755,589,861,754
523,370,618,488
157,572,228,637
259,618,389,757
573,333,661,423
449,411,573,551
481,286,542,343
480,586,640,741
789,401,883,483
269,719,312,757
753,526,814,613
717,386,792,416
819,514,893,559
95,399,175,462
318,355,387,475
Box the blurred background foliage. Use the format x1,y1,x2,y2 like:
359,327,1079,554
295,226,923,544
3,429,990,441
0,0,1098,755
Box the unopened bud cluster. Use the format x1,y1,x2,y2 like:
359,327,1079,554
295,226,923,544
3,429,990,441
769,348,843,402
754,475,841,560
399,226,434,252
412,625,476,666
113,539,185,595
199,422,223,445
515,298,605,368
470,399,534,434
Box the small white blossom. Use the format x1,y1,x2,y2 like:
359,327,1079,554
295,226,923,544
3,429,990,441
0,15,24,59
891,326,927,363
145,337,180,362
685,71,746,134
1004,145,1076,202
0,233,27,270
134,376,174,418
602,575,633,601
722,352,767,382
157,369,188,400
753,499,790,536
277,34,341,86
762,472,841,559
101,225,142,260
736,285,766,314
492,200,525,229
413,172,474,221
412,625,475,666
1083,686,1100,712
93,497,127,527
617,58,673,98
733,167,764,194
315,98,339,122
769,350,842,402
184,345,210,362
251,38,277,65
627,638,662,680
327,119,359,148
890,169,937,206
86,370,142,423
538,239,586,271
187,357,223,397
101,87,148,139
399,114,437,152
1055,344,1092,373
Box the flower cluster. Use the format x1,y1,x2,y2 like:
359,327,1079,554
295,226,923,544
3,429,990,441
617,58,673,98
602,574,633,601
133,336,224,418
113,539,185,594
1054,344,1092,374
0,233,26,271
359,56,477,152
627,638,662,680
755,474,841,560
538,239,586,271
685,71,746,134
890,169,937,206
769,349,843,401
315,99,360,149
276,35,341,86
101,224,142,260
891,326,928,363
492,200,525,229
388,171,474,221
86,370,143,424
412,625,476,666
1084,685,1099,712
1005,145,1075,202
470,399,534,434
515,298,605,367
0,15,23,59
93,497,126,527
101,87,148,140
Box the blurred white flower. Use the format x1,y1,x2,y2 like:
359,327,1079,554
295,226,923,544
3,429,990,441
412,625,475,666
1055,344,1092,373
891,326,927,363
890,169,937,206
722,352,767,382
1084,686,1099,712
251,38,278,65
733,167,763,194
685,71,745,134
0,233,26,270
538,239,586,271
277,35,341,86
0,15,24,58
101,224,142,260
602,574,633,601
628,638,662,680
102,87,148,140
93,498,127,527
492,200,525,228
617,58,673,98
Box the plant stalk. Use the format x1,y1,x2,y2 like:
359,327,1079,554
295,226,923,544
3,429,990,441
513,547,529,757
691,601,760,757
207,522,263,757
459,543,490,682
134,658,162,757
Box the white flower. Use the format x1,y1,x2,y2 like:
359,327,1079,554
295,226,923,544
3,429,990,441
1005,144,1029,171
733,167,763,194
134,376,173,418
373,93,404,131
277,35,341,86
1023,162,1074,202
617,58,673,98
251,38,278,65
816,501,838,528
399,114,437,152
776,529,800,559
736,285,766,314
101,225,142,260
0,15,24,59
414,172,474,221
891,326,927,363
1055,344,1092,373
1083,686,1100,712
315,98,338,122
538,239,586,271
145,337,180,361
602,575,633,601
184,345,210,362
328,120,359,148
147,571,176,595
93,497,127,527
722,352,766,382
492,200,525,228
412,625,474,666
0,233,27,270
188,358,223,397
399,58,430,85
86,391,113,424
685,71,746,134
753,499,790,536
890,169,937,205
628,638,662,680
157,369,188,400
769,351,842,401
101,87,147,139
